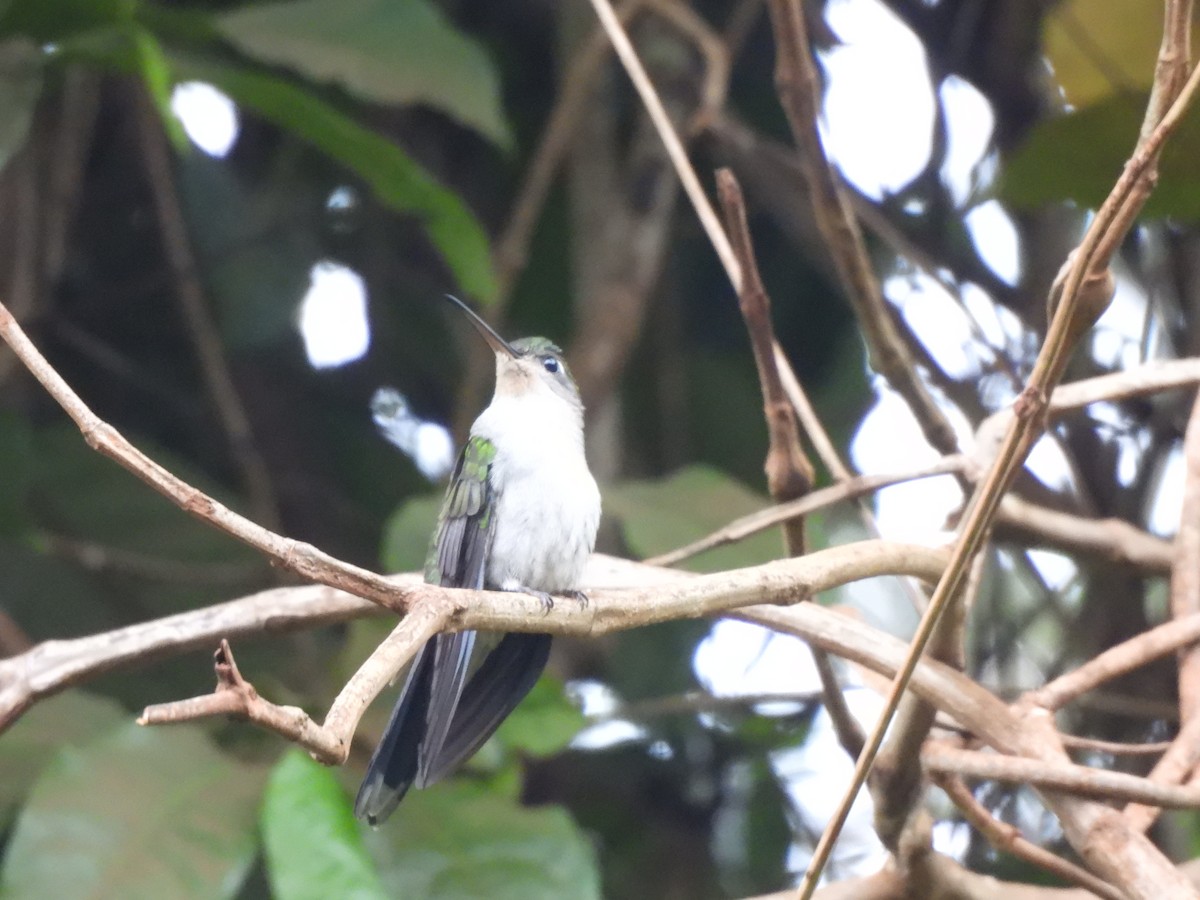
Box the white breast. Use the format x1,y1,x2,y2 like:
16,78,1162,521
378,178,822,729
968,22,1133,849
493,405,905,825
471,392,601,593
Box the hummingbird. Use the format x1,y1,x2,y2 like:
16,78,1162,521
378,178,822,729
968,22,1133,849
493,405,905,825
355,295,601,825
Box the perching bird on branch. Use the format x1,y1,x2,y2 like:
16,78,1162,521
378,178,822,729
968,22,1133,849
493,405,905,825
355,295,601,825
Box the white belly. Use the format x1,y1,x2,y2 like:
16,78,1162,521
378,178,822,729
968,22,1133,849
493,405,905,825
471,389,601,593
485,452,600,592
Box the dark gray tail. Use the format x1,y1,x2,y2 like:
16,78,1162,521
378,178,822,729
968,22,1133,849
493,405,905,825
354,632,552,825
354,641,435,826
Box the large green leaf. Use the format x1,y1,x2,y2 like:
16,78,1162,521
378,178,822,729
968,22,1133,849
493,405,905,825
363,780,601,900
215,0,510,147
495,674,585,758
380,492,440,572
1041,0,1200,109
1003,91,1200,220
261,749,388,900
0,691,125,820
0,722,263,899
173,54,496,301
605,465,782,573
0,0,130,42
29,423,259,573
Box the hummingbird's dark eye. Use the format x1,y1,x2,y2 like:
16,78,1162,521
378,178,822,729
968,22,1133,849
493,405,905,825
542,356,560,374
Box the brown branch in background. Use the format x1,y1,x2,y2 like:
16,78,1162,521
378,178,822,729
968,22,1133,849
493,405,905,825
586,0,741,286
566,3,731,416
1061,734,1171,756
0,296,415,614
1140,0,1194,144
140,639,348,760
796,47,1200,900
0,145,37,387
493,0,726,316
492,0,647,311
38,532,267,588
716,168,866,761
1046,357,1200,415
996,494,1173,574
133,90,281,533
646,457,966,567
933,773,1124,900
647,0,730,134
142,605,448,764
764,0,959,459
0,579,384,734
1123,713,1200,833
1029,611,1200,712
716,169,815,545
41,68,99,303
747,602,1200,900
0,542,950,736
1173,391,1200,721
923,742,1200,810
0,608,32,658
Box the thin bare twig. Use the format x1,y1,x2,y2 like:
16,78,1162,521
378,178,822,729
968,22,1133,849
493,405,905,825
933,773,1124,900
142,606,448,764
492,0,649,312
0,296,413,614
39,532,267,588
996,494,1173,574
0,608,32,657
0,542,949,736
584,0,741,287
765,0,959,460
717,168,865,760
747,602,1200,899
798,47,1200,900
1029,612,1200,712
646,457,966,567
1174,391,1200,721
133,90,281,532
924,743,1200,810
1124,713,1200,833
139,639,348,760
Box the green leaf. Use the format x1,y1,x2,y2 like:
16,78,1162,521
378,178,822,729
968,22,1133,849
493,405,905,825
173,53,496,300
0,38,41,173
29,423,260,581
0,0,131,43
1002,91,1200,220
0,722,263,899
363,781,601,900
1043,0,1180,108
261,749,388,900
496,675,585,758
130,24,188,149
380,492,441,572
215,0,510,147
0,691,125,821
605,465,781,572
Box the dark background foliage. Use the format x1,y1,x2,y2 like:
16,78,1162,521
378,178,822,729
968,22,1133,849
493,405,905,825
1,0,1197,897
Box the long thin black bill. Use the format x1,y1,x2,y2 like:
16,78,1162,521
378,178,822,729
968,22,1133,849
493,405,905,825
444,294,518,358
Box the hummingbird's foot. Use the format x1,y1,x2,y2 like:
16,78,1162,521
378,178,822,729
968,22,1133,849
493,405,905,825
513,585,555,614
564,590,589,609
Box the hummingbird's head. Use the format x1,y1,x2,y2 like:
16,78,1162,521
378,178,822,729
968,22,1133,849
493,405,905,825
445,295,583,413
